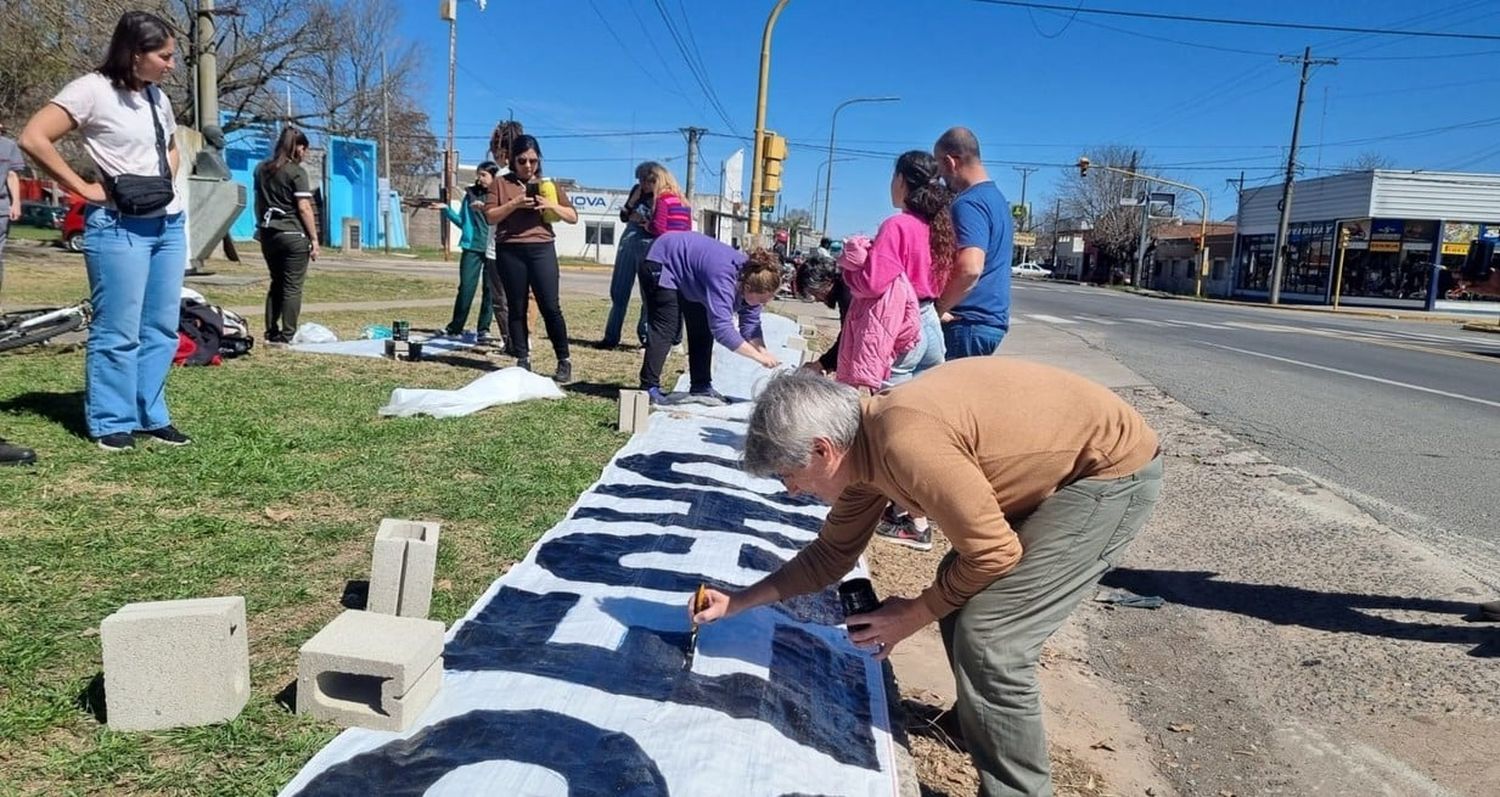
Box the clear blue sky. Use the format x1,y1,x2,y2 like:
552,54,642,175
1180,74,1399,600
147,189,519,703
397,0,1500,236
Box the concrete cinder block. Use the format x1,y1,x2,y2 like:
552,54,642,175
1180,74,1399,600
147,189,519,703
100,596,250,731
785,335,808,352
616,389,651,434
368,518,440,619
297,610,445,732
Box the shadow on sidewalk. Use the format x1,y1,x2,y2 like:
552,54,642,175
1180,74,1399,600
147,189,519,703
1101,568,1499,658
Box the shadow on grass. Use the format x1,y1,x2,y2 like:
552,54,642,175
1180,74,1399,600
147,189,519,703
75,672,107,724
0,390,88,439
274,680,298,713
562,381,622,401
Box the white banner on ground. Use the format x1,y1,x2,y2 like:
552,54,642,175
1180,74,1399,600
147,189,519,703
279,314,900,796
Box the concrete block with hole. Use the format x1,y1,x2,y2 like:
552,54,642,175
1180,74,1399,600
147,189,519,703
785,335,807,352
296,609,444,731
368,518,440,619
99,596,249,731
617,389,651,434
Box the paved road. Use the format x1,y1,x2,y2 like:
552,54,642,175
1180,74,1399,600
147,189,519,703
1010,280,1500,582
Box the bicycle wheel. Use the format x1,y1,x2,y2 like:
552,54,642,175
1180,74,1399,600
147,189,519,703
0,309,87,353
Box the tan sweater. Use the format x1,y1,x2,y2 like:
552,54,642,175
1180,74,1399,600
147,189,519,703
763,357,1160,618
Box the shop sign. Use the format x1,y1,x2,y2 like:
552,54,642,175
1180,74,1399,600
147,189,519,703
1441,221,1478,244
1014,231,1037,247
1370,218,1404,241
1342,218,1370,250
1369,241,1401,252
1402,219,1436,241
1441,242,1471,255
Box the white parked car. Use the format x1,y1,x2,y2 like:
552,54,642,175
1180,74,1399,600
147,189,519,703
1011,262,1052,279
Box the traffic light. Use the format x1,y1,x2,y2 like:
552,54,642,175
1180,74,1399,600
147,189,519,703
1077,156,1090,177
761,131,788,195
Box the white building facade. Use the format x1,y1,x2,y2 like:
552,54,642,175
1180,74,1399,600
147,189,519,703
1235,170,1500,314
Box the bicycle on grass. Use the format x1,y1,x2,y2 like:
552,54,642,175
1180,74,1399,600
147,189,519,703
0,300,92,353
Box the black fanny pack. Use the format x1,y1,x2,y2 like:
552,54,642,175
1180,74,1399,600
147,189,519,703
107,174,175,216
105,85,173,216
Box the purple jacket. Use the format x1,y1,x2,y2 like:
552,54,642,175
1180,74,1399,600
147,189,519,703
647,232,763,350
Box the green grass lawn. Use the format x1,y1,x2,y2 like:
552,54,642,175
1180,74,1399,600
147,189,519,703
4,225,63,244
0,258,457,311
0,275,666,795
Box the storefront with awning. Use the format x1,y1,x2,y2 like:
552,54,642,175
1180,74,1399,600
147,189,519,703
1233,170,1500,314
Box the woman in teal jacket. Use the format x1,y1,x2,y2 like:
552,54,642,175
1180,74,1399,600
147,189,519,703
434,161,500,340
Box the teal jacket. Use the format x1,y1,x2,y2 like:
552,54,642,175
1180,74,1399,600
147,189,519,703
441,185,491,253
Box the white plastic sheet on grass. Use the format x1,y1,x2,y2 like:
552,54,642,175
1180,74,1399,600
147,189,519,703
378,368,565,418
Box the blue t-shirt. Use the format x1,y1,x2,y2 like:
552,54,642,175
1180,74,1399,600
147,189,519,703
950,181,1014,329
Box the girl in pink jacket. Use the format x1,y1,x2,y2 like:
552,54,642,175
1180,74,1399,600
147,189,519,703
834,233,921,392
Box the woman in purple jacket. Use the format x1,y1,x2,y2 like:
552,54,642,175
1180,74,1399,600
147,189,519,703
638,232,782,405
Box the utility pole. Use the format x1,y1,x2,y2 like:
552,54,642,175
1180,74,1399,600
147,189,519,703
1013,166,1038,263
1052,196,1062,272
195,0,218,130
1135,193,1151,288
1012,167,1037,230
682,126,705,203
1269,46,1338,304
1226,170,1244,287
440,0,459,262
748,0,792,240
381,50,392,255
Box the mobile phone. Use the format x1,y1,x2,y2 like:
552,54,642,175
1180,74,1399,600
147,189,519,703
838,578,882,631
525,183,540,198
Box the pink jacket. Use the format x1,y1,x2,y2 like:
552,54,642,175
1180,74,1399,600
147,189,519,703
836,234,921,390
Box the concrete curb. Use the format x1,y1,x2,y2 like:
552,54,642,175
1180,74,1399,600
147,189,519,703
1104,285,1494,326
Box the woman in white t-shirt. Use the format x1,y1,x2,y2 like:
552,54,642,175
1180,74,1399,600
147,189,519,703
19,11,190,452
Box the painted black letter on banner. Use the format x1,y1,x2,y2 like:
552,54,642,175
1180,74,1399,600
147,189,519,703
443,586,881,769
291,709,668,797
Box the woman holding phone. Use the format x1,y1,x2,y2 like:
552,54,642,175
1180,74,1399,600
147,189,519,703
484,134,578,383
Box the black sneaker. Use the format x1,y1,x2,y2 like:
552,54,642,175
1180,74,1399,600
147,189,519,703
136,425,192,446
516,358,532,372
553,358,573,384
0,438,37,466
96,433,136,452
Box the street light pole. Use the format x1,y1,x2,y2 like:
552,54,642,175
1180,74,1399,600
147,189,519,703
748,0,791,241
1081,160,1210,297
822,96,898,233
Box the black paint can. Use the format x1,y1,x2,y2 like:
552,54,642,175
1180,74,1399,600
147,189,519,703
838,578,882,630
393,320,410,341
408,340,424,360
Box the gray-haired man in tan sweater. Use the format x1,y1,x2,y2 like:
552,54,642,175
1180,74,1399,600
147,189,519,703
694,358,1163,796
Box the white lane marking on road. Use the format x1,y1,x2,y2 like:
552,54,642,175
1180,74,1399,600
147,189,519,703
1025,314,1077,325
1080,317,1119,325
1123,318,1168,326
1200,343,1500,409
1168,320,1232,330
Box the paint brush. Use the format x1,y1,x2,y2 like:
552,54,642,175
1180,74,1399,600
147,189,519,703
685,583,708,669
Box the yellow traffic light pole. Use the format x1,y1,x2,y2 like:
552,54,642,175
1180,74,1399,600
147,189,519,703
748,0,791,240
1078,158,1211,297
1331,223,1351,309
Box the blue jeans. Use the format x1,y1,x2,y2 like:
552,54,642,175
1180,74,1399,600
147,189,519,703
82,207,186,438
603,224,652,346
889,302,947,385
944,321,1006,359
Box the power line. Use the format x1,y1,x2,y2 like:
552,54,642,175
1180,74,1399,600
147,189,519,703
652,0,740,135
585,0,689,103
966,0,1500,42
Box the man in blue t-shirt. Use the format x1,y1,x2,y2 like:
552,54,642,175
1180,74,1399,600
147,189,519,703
934,127,1013,358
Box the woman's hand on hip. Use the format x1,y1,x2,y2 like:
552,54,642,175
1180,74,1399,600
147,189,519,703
79,183,107,204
